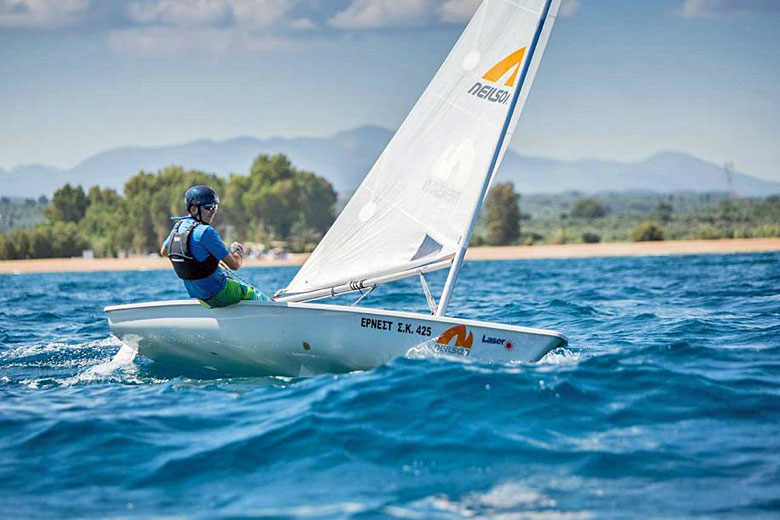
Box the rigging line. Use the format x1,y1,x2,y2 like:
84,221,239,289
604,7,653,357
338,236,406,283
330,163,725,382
351,286,376,307
419,273,438,315
219,261,254,288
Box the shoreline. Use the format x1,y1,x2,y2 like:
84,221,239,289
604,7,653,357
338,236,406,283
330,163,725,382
1,238,778,275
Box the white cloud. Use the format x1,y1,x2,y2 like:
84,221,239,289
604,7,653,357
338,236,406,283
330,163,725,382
329,0,436,29
108,25,297,56
127,0,230,26
0,0,89,28
114,0,294,56
680,0,780,18
330,0,583,30
559,0,581,17
290,18,317,30
126,0,290,28
438,0,480,23
229,0,292,29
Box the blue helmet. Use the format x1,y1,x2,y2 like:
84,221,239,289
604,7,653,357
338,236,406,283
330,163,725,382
185,185,219,212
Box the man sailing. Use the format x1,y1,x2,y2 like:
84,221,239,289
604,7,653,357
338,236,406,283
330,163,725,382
161,185,270,308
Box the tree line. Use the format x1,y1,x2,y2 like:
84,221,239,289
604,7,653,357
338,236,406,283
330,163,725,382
0,154,337,260
475,189,780,246
2,160,779,260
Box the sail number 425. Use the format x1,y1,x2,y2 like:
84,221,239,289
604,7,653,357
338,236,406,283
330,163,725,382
359,317,431,337
400,323,431,337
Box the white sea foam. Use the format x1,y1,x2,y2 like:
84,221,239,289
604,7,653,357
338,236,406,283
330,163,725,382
1,336,122,361
60,336,143,386
235,502,368,518
391,480,594,519
404,338,442,359
405,338,476,365
537,347,581,366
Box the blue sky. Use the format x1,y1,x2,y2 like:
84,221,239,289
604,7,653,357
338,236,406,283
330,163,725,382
1,0,779,182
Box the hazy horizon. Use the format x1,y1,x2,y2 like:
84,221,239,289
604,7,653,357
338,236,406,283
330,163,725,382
1,123,774,182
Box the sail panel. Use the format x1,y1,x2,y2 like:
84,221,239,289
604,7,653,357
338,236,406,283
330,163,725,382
285,0,559,295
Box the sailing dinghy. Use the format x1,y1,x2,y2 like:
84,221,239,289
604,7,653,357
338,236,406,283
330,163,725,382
106,0,568,376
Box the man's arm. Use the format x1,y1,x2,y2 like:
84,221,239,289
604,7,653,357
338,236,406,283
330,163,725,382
161,228,173,257
201,227,243,270
221,251,243,270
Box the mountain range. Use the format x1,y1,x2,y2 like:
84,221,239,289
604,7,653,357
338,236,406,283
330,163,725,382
2,125,778,198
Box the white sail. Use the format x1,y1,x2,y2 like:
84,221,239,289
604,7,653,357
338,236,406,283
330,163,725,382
284,0,561,297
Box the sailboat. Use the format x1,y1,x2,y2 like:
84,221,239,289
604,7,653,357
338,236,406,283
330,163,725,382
106,0,568,377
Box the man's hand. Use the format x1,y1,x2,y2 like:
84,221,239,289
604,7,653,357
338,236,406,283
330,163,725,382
223,242,245,270
229,242,245,258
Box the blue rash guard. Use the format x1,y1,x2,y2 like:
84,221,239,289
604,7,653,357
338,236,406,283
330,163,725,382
163,218,229,299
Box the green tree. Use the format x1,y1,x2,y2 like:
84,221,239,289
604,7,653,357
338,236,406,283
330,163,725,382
123,167,224,251
571,198,607,219
0,233,18,259
231,153,337,246
15,229,31,259
82,199,133,257
654,202,673,224
222,173,252,238
249,153,295,186
581,232,601,243
50,222,89,257
484,182,520,246
297,171,337,236
87,186,121,206
28,225,52,258
47,184,89,223
1,153,336,259
548,228,578,244
630,221,665,242
0,222,88,259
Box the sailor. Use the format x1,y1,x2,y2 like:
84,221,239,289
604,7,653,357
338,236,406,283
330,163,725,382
160,185,270,308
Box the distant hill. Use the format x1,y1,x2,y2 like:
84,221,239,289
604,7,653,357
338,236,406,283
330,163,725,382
2,126,779,197
0,164,69,197
499,151,780,196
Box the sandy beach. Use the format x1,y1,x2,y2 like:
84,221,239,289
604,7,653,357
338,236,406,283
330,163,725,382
1,238,778,275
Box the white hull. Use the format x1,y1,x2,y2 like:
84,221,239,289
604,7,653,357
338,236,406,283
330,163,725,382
105,300,568,377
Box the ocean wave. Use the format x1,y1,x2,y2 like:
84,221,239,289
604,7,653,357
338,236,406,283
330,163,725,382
1,254,779,518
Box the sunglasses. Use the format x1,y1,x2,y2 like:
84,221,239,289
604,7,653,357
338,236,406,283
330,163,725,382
202,203,219,212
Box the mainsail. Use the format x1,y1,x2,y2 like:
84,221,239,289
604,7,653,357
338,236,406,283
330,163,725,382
282,0,561,299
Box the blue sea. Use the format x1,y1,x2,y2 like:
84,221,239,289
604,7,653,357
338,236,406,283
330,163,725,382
1,253,779,519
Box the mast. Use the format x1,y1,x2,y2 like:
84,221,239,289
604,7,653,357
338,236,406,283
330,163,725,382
436,0,555,317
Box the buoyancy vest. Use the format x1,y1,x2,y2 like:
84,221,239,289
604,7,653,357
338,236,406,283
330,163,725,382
167,220,221,280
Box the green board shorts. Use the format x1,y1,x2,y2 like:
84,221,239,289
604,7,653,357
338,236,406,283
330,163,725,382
200,279,271,309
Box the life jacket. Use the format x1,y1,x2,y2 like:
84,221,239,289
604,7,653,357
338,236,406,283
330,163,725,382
167,220,220,280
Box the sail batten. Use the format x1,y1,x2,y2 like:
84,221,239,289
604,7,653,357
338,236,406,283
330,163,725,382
282,0,562,297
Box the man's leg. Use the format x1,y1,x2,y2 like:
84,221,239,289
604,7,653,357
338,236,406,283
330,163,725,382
201,280,244,308
240,282,272,302
202,279,271,308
